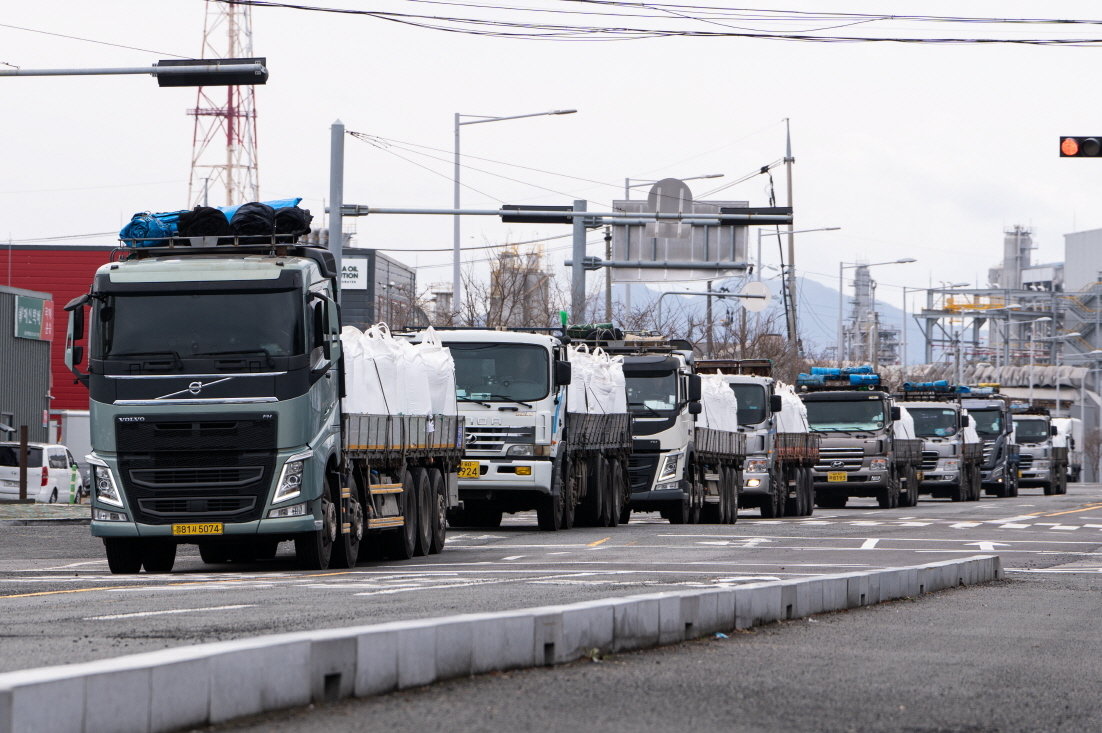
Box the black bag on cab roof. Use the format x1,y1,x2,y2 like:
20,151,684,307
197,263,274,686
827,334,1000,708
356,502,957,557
230,202,276,242
274,205,313,238
177,206,232,237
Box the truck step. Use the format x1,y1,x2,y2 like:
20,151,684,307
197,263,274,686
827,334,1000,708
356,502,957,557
368,516,405,529
370,483,403,495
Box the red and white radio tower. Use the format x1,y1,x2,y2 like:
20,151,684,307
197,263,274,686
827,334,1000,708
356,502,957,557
187,0,259,208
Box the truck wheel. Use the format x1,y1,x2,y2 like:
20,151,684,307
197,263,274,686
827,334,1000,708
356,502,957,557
537,455,564,531
560,459,578,530
877,471,899,509
104,538,143,575
702,465,723,525
296,490,337,570
606,458,622,528
970,468,982,501
427,468,447,554
904,466,921,508
577,456,605,527
413,468,434,556
1043,481,1055,496
802,468,814,517
141,541,177,573
784,466,801,517
1009,472,1020,498
331,472,365,569
730,468,743,523
382,469,418,560
760,471,784,518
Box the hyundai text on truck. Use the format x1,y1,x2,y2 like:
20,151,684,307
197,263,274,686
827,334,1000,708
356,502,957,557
895,382,983,502
404,327,632,531
797,367,923,509
64,211,462,574
958,386,1021,498
1011,406,1068,495
696,359,819,517
587,333,746,525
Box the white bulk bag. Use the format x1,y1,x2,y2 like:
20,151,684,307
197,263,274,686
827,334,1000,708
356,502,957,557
360,323,404,414
585,347,618,415
394,338,433,416
700,374,740,432
567,345,595,413
608,354,628,414
775,382,811,433
340,326,367,414
892,405,916,440
413,326,458,416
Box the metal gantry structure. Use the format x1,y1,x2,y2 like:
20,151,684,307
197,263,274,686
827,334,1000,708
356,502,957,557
187,0,260,207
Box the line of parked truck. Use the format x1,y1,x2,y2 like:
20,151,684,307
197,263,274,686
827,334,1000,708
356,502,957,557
58,227,1080,574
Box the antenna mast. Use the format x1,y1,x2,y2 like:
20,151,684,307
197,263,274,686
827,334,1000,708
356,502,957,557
187,0,259,207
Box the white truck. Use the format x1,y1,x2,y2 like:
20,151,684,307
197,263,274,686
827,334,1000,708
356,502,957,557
1052,417,1083,482
894,382,984,502
403,328,632,531
1011,407,1069,495
583,334,746,525
696,359,818,517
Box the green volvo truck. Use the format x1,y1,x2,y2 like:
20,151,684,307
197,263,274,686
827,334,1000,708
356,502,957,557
64,234,462,574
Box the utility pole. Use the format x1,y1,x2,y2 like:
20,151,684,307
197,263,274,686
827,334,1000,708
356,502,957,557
604,225,612,322
571,200,587,322
783,119,798,350
706,279,714,358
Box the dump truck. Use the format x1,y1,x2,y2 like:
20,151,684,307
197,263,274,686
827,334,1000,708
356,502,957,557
64,206,463,573
797,367,923,509
1052,417,1083,482
1011,406,1068,495
696,359,819,517
958,385,1021,498
402,327,632,531
894,382,984,502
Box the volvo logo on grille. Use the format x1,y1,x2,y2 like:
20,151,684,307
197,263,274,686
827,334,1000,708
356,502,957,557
830,460,846,469
188,381,203,395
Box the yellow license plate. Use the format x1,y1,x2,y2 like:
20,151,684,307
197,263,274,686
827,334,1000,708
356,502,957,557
827,471,848,482
458,461,481,479
172,523,224,536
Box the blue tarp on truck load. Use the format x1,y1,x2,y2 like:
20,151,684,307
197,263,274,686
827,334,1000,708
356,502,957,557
119,197,303,246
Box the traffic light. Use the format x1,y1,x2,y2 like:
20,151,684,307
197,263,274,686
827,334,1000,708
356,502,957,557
1060,137,1102,157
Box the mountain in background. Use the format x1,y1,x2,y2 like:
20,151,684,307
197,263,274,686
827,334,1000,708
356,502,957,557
618,275,926,364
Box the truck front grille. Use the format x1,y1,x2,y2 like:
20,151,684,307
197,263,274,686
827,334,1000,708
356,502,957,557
464,425,536,452
138,496,257,517
627,453,660,493
815,447,864,472
1019,453,1034,470
921,451,939,471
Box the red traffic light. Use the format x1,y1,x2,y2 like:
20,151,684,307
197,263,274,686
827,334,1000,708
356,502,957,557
1060,136,1102,157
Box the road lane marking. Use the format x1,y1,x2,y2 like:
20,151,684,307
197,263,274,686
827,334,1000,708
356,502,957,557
0,570,357,599
1041,503,1102,517
83,604,255,621
996,523,1031,529
950,522,982,528
502,556,524,561
587,537,611,548
860,539,879,549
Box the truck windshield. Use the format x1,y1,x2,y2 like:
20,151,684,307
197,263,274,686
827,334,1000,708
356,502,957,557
730,383,767,425
969,409,1003,438
908,408,959,438
0,446,43,468
448,343,549,402
1014,419,1049,443
626,372,678,413
805,399,885,431
98,291,305,360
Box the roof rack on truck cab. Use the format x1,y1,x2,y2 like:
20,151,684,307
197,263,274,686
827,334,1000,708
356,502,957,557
113,243,338,279
796,366,885,392
694,359,774,377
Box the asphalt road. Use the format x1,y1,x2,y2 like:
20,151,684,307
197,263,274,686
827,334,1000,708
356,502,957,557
2,484,1100,678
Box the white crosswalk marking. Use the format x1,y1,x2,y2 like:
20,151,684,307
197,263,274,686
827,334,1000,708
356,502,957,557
950,522,982,528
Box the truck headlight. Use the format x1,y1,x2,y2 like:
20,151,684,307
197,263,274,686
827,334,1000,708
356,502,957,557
658,453,681,481
1032,460,1050,470
869,458,888,472
268,503,307,518
745,458,769,474
507,444,535,457
939,459,960,471
91,464,123,508
274,450,313,504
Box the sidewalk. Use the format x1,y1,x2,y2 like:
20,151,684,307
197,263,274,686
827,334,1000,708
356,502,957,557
0,500,90,525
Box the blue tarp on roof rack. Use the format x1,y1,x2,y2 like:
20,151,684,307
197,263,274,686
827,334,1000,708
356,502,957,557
119,197,303,246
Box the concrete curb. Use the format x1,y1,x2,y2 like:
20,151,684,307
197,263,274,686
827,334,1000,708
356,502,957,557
0,555,1003,733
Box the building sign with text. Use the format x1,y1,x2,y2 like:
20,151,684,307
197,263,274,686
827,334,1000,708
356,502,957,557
341,258,369,290
14,295,53,341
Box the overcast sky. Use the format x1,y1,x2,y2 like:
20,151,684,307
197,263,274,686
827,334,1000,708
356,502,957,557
3,1,1101,322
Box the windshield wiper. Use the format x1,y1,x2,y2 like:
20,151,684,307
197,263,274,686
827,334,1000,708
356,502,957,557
485,394,534,408
458,395,493,408
629,401,663,417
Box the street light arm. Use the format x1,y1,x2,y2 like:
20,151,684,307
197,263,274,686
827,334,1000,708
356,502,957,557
459,109,577,126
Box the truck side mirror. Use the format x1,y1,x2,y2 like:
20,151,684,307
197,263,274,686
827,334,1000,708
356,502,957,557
310,298,331,361
687,374,702,402
688,401,702,415
64,294,90,385
554,360,572,387
770,394,783,413
890,406,901,421
1051,425,1058,437
960,414,968,429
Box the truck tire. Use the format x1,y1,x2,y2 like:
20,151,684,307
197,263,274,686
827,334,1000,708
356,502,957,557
141,541,177,573
413,468,434,556
577,455,606,527
296,489,338,570
877,471,899,509
605,458,623,528
427,468,447,554
784,466,803,517
331,471,364,569
702,464,723,524
382,469,418,560
1043,480,1056,496
560,458,578,530
104,538,142,575
760,470,784,517
902,466,920,508
969,466,982,501
537,455,564,531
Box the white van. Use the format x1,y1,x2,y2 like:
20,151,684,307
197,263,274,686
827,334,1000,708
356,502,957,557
0,442,85,504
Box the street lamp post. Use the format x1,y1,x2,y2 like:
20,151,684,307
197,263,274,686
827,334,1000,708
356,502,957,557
837,258,916,363
452,108,576,321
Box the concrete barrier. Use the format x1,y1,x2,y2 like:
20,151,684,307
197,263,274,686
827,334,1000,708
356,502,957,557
0,555,1002,733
